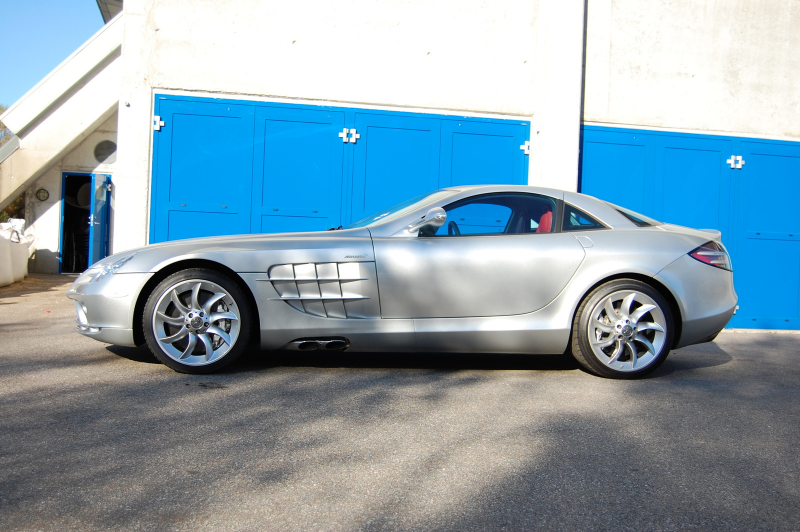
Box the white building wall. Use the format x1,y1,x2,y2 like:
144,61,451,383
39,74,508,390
24,113,118,273
113,0,588,252
145,0,539,116
584,0,800,139
529,0,586,191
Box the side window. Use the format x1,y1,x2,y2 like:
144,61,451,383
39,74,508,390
437,203,512,235
428,193,557,236
562,204,606,231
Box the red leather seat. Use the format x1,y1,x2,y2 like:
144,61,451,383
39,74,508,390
535,211,552,233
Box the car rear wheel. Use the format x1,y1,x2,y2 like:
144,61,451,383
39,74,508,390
571,279,674,379
143,268,252,374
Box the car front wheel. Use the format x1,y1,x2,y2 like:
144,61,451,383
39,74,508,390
571,279,674,379
143,268,252,374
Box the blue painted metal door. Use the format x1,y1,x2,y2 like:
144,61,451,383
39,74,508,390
653,136,733,237
440,120,529,187
87,174,110,266
728,140,800,329
582,130,650,214
582,130,733,235
350,112,441,223
252,106,346,232
581,126,800,329
152,95,530,240
151,99,255,242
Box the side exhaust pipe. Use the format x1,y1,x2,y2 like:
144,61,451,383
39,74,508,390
297,341,320,351
324,340,348,351
287,338,350,352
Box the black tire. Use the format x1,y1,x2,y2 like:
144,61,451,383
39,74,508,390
143,268,252,374
571,279,675,379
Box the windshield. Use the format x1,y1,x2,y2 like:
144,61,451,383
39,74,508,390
604,201,662,227
344,191,457,229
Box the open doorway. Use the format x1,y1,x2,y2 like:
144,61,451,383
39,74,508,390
61,174,92,273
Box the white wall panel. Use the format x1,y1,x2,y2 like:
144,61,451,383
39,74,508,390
584,0,800,139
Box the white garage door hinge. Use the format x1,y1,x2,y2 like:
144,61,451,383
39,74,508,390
726,155,745,169
338,128,360,144
520,141,530,155
153,116,165,131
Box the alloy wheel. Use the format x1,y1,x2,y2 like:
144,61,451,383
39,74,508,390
586,289,667,373
152,279,241,366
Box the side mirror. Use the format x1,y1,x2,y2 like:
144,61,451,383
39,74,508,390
404,207,447,235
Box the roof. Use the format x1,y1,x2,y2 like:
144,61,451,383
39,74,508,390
96,0,123,23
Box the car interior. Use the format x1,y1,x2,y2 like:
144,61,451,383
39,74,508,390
427,193,557,237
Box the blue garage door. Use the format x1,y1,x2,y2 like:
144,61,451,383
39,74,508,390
581,125,800,329
252,106,346,233
440,120,529,187
350,112,442,222
733,140,800,329
150,99,255,242
151,95,529,242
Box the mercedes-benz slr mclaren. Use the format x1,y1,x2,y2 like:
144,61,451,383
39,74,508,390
67,185,737,378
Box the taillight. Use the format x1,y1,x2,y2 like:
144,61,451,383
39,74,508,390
689,241,732,271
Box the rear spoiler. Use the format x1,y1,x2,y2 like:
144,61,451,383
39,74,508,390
698,228,723,241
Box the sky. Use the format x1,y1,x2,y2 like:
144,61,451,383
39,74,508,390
1,1,105,107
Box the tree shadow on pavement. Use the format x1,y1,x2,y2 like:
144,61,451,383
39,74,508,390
1,333,797,531
0,274,76,300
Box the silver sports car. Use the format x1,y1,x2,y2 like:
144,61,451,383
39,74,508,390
67,185,737,378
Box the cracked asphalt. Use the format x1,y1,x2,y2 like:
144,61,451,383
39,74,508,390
1,274,798,531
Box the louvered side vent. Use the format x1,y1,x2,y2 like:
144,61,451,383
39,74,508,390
268,262,372,319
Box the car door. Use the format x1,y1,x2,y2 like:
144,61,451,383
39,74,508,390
372,193,586,318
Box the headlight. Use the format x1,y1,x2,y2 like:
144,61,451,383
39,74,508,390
93,253,137,282
74,265,102,285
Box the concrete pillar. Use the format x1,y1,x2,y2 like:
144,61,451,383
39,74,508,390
528,0,587,192
111,0,152,253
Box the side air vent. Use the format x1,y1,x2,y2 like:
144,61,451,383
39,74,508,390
263,262,374,319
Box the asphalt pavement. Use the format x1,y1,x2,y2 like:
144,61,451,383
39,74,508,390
0,274,798,531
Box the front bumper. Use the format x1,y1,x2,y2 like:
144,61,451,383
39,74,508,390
66,271,154,347
655,254,737,348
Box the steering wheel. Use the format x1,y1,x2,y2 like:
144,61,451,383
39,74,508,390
447,221,461,236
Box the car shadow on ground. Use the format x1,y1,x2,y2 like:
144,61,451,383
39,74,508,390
105,344,581,371
242,349,582,372
105,340,734,377
656,341,733,376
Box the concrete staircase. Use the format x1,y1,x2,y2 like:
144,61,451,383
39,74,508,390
0,14,123,211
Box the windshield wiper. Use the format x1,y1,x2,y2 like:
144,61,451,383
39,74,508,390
326,226,343,231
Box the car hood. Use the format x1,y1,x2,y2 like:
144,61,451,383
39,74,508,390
95,227,373,274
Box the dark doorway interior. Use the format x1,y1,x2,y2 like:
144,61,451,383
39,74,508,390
62,174,92,273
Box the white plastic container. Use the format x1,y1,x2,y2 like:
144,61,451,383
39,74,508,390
0,219,32,286
10,233,29,282
0,236,13,287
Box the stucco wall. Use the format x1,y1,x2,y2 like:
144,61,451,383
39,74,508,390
139,0,538,116
25,113,118,273
584,0,800,139
112,0,587,252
